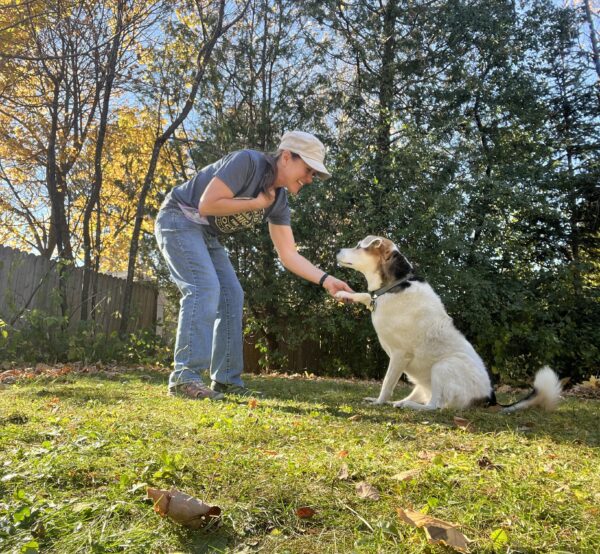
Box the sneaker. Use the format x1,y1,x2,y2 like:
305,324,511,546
168,382,225,400
210,381,263,398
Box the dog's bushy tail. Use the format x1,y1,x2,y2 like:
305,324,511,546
500,367,562,413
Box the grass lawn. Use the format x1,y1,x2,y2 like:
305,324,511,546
0,367,599,553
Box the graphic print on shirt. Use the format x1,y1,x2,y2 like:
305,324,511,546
213,198,264,233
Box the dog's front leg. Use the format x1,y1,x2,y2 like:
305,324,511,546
335,291,372,307
364,357,405,405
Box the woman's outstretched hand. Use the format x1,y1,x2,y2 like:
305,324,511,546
323,275,354,301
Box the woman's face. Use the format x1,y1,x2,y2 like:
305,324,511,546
277,151,318,195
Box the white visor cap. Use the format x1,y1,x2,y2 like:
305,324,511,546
278,130,332,180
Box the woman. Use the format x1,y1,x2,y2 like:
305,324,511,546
155,130,353,399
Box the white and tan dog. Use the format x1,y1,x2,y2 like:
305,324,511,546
336,235,562,412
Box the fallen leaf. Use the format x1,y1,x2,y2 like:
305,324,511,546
356,481,380,501
32,521,46,538
3,413,28,425
337,463,350,481
348,415,361,421
477,456,503,471
490,528,509,548
580,376,598,389
397,508,470,552
453,416,473,431
417,451,436,461
337,450,349,458
248,399,258,409
517,423,534,432
391,469,420,482
559,376,571,388
147,487,221,529
296,506,316,519
101,371,121,379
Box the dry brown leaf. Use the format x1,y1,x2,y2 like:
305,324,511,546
517,423,535,432
147,487,221,529
248,398,258,409
453,416,473,431
337,450,349,458
397,508,470,552
391,469,420,482
559,376,571,388
417,451,436,461
477,456,503,471
337,463,350,481
295,506,316,519
48,397,60,405
356,481,380,501
101,371,121,379
581,376,599,389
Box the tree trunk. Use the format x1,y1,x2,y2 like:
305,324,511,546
583,0,600,81
376,0,397,168
81,0,125,321
119,0,249,336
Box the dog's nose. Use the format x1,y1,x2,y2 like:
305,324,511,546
336,249,348,263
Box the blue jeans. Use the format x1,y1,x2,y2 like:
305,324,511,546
155,208,245,389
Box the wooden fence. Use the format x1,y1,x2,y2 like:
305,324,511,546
0,245,157,333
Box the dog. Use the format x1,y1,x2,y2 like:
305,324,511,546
335,235,562,412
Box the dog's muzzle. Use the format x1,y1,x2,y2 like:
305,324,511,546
336,249,353,267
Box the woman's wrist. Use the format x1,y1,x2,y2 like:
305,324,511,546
318,272,329,287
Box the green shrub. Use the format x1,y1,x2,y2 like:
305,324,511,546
0,310,170,366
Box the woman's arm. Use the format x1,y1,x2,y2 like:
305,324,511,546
198,177,275,216
268,223,353,297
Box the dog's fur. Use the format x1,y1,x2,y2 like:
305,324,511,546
335,235,562,412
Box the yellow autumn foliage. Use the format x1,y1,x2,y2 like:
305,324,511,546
69,106,181,273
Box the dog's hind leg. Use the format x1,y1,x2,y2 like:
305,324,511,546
392,381,441,410
392,399,438,410
388,384,429,408
364,357,406,405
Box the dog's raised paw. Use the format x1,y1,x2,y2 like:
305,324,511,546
335,291,352,300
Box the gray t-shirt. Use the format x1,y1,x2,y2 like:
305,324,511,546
163,149,290,235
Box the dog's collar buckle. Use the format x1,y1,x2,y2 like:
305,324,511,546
369,278,410,311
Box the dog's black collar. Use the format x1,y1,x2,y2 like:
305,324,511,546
369,277,412,311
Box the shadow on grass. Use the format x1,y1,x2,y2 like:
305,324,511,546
12,369,600,447
27,381,132,404
173,528,232,554
246,375,600,448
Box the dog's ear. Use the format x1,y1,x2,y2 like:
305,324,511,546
360,236,382,249
388,250,413,279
